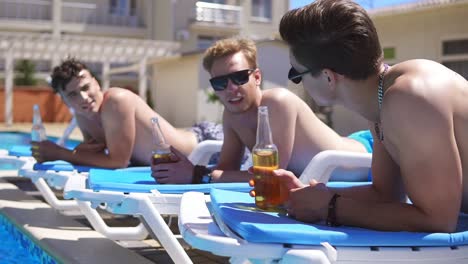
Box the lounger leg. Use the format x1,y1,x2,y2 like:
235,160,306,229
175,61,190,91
114,195,193,264
33,177,79,211
76,200,149,241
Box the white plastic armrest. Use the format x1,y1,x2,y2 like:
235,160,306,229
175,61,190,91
299,150,372,184
188,140,223,165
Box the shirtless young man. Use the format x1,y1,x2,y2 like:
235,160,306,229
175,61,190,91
152,37,372,184
31,58,201,168
275,0,468,232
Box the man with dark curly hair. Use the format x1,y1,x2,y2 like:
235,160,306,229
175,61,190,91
31,58,214,173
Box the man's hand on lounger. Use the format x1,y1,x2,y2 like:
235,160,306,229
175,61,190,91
31,140,66,163
151,146,194,184
287,179,333,223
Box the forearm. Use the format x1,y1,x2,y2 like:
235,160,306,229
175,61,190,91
59,148,128,169
336,196,450,232
210,169,250,183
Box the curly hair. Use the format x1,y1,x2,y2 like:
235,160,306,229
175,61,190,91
50,58,89,93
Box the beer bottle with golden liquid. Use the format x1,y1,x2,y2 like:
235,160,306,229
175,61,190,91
150,117,174,165
252,106,285,211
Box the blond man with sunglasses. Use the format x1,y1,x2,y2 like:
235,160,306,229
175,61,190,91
152,37,372,184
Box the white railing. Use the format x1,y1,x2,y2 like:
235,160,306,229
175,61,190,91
0,0,52,21
194,1,242,26
61,2,144,28
0,0,144,28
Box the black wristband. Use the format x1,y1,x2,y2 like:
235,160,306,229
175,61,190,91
192,165,211,184
326,193,341,227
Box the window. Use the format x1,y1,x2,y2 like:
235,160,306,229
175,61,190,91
443,39,468,55
110,0,136,16
383,47,396,60
442,39,468,80
198,36,219,50
251,0,271,20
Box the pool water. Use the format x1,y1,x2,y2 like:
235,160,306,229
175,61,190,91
0,214,57,264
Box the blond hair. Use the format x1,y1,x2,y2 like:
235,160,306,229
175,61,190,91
202,37,258,72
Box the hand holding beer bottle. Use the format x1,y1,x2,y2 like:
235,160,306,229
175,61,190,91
252,106,287,211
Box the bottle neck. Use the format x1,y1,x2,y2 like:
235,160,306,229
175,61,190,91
255,107,274,147
151,117,170,151
33,106,43,126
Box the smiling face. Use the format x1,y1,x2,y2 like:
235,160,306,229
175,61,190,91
60,70,103,115
289,52,335,106
210,51,261,114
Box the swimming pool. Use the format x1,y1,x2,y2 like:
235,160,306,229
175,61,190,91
0,131,81,171
0,213,57,263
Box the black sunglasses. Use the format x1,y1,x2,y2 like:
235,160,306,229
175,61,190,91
209,69,255,91
288,67,312,84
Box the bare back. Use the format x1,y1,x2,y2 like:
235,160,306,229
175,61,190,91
378,59,468,215
76,88,197,166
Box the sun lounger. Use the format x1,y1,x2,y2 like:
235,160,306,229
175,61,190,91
63,150,373,263
63,167,252,263
17,140,224,210
15,140,225,243
179,188,468,264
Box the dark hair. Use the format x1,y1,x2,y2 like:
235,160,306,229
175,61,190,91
280,0,382,80
50,58,89,93
202,37,258,72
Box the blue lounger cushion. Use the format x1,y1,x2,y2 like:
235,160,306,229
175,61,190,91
210,188,468,247
33,160,93,173
87,168,252,194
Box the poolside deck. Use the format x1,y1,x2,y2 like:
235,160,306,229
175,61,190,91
0,123,229,264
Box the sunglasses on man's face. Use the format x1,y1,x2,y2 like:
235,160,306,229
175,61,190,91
209,69,255,91
288,67,312,84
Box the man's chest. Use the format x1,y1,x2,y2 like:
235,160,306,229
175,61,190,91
233,126,256,150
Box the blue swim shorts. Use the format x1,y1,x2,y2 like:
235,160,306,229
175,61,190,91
347,130,373,181
347,130,373,153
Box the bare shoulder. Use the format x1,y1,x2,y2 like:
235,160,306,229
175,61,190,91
105,87,137,101
261,88,302,108
384,60,460,110
101,88,138,113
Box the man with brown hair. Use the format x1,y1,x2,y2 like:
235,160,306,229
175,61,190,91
31,58,220,170
152,37,372,184
277,0,468,232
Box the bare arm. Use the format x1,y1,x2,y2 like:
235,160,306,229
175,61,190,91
52,92,135,168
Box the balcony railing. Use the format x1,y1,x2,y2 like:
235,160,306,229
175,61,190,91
194,1,241,27
0,0,52,21
61,2,144,28
0,0,144,28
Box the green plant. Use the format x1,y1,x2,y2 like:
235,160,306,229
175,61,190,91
206,90,220,104
15,59,37,86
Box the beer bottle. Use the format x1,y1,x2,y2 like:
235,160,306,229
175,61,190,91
150,117,174,165
252,106,285,211
31,104,47,142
